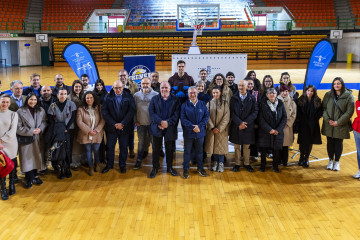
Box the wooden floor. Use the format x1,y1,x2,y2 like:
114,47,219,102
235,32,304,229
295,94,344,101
1,63,360,239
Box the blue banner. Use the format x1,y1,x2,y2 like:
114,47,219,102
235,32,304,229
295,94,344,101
124,55,156,87
304,39,334,90
62,42,100,85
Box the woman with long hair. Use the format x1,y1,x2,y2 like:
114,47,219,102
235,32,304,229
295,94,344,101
296,85,323,168
94,79,108,104
275,72,299,101
204,86,230,172
17,93,47,188
246,70,261,91
207,73,233,103
0,94,18,200
260,75,274,97
321,77,354,171
68,80,85,169
76,92,105,176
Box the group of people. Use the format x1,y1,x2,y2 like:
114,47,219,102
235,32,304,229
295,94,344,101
0,60,359,201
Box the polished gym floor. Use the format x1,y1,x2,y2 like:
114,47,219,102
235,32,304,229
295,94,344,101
1,62,360,239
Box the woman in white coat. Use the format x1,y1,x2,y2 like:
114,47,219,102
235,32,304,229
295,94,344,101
0,94,18,200
17,93,47,188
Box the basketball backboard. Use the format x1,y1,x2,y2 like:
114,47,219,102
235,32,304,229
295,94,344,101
176,4,221,31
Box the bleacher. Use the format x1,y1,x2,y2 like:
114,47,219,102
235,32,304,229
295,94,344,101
53,34,326,62
263,0,336,27
0,0,29,31
350,0,360,26
42,0,113,31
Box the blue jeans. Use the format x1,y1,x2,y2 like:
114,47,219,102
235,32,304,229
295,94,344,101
354,130,360,170
106,132,129,168
213,154,224,163
183,137,204,170
136,125,152,162
84,143,101,167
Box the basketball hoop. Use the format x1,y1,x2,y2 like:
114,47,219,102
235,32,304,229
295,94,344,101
194,24,204,36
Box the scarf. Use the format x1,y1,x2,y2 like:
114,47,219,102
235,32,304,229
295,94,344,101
267,98,278,119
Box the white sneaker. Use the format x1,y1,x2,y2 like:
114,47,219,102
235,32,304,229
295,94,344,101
211,161,218,171
327,160,334,170
218,162,224,172
353,170,360,179
333,161,340,171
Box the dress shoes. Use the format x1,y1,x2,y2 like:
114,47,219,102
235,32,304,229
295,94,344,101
183,169,189,179
33,177,43,185
149,168,158,178
273,167,280,173
244,165,254,172
232,165,241,172
120,167,126,174
167,167,178,176
260,166,265,172
302,159,309,168
101,166,112,174
23,179,33,189
133,161,141,170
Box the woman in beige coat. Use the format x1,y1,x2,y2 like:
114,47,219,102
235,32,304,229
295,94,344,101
277,85,297,166
76,92,105,176
204,86,230,172
17,93,47,188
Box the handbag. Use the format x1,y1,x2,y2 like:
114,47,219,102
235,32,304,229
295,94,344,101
0,151,14,178
333,97,353,132
17,134,36,145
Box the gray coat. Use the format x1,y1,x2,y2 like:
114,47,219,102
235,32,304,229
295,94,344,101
17,107,47,172
0,110,18,159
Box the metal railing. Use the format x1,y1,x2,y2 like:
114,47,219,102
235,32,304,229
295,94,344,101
0,17,359,34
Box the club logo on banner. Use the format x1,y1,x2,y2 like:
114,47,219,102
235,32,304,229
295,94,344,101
62,42,100,85
304,39,334,90
128,65,152,81
124,55,156,87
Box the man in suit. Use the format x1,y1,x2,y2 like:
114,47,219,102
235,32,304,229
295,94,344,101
101,80,135,174
23,73,42,97
9,80,26,112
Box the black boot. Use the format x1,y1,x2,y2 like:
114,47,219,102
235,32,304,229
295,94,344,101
303,158,309,168
8,169,16,195
58,166,65,179
1,177,8,200
298,157,305,166
65,164,72,178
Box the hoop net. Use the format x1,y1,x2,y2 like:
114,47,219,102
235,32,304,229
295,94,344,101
194,24,204,36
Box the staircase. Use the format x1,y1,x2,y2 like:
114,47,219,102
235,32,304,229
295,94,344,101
24,0,44,33
252,0,267,7
333,0,355,28
111,0,123,9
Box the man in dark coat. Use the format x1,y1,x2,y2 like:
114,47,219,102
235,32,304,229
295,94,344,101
229,80,258,172
180,86,209,179
258,88,287,172
148,81,180,178
101,80,135,174
51,74,72,97
39,85,55,113
23,73,42,97
168,60,195,103
150,71,161,93
226,71,238,95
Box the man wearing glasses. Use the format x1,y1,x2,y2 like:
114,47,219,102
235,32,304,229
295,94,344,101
101,80,135,174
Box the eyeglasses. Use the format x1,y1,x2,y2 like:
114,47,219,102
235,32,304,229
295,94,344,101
113,87,123,90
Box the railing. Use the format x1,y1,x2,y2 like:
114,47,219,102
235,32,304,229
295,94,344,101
0,18,359,34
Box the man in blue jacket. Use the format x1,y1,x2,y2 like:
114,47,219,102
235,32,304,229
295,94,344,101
101,80,135,174
180,86,209,178
148,81,180,178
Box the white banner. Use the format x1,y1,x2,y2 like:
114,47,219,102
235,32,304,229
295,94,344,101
171,54,247,84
